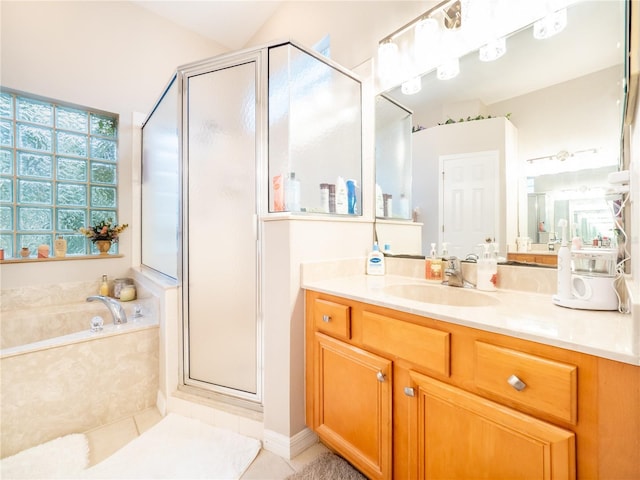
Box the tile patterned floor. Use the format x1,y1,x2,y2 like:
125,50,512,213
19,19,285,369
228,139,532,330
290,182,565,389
84,407,329,478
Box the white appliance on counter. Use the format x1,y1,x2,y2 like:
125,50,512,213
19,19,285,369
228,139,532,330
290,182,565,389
552,248,619,311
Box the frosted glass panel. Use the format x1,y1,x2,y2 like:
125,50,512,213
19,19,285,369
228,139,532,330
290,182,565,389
268,44,362,214
187,61,257,395
141,78,179,279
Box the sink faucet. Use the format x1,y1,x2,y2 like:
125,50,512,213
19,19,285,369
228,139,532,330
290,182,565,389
442,256,474,288
86,295,127,324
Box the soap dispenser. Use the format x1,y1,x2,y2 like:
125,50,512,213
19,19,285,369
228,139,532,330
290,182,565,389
429,243,442,280
477,243,497,291
425,243,437,279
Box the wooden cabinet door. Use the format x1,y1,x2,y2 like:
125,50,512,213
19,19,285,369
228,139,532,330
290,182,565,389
314,332,392,480
410,372,575,480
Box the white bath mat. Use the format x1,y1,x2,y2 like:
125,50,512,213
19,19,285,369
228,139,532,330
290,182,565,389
83,413,261,479
0,433,89,479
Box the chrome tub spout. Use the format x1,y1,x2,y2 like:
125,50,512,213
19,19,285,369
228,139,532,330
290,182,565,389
86,295,127,324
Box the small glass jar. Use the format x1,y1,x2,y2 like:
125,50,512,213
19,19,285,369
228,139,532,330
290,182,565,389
113,278,134,299
119,285,137,302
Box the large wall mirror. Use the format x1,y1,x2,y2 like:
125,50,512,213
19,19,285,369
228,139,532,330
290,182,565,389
375,0,628,260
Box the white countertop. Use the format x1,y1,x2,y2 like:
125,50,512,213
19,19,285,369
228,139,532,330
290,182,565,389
302,274,639,366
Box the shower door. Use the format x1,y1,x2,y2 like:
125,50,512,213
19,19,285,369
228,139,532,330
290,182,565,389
182,52,262,403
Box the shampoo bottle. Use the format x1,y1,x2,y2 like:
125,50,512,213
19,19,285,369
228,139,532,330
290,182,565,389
335,176,348,214
555,219,572,300
347,179,357,214
367,242,385,275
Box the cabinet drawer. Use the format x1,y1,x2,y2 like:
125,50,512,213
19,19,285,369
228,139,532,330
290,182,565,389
313,298,351,340
475,341,577,424
362,311,450,377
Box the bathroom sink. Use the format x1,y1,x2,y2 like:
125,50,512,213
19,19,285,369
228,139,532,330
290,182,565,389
384,284,499,307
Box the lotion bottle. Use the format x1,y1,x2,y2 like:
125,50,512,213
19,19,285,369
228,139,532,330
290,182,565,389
54,235,67,257
367,242,385,275
555,219,572,300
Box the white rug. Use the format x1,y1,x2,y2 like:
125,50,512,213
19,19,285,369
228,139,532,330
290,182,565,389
83,413,261,479
0,433,90,479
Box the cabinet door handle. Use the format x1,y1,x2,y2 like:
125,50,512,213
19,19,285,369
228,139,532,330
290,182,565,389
376,371,386,382
322,314,331,323
507,374,526,391
404,387,415,397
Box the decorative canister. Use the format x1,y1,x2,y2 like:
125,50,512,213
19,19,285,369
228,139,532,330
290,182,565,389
119,285,137,302
113,278,135,299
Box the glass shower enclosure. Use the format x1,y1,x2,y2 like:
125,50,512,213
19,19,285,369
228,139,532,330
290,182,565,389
141,41,362,406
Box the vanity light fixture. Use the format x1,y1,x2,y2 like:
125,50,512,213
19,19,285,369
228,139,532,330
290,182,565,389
414,17,439,61
377,40,400,79
437,57,460,80
401,76,422,95
533,8,567,40
479,37,507,62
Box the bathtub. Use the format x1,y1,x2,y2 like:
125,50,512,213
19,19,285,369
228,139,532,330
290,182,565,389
0,286,159,458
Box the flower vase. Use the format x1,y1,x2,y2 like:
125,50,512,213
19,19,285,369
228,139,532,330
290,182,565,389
96,240,112,255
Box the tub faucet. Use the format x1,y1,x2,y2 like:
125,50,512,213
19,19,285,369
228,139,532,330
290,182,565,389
86,295,127,324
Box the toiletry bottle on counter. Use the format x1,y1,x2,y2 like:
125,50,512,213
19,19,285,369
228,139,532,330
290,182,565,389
367,242,385,275
54,236,67,257
273,174,284,212
284,172,300,212
99,274,109,296
375,184,384,217
477,244,497,291
555,219,572,300
425,243,438,280
335,176,348,214
347,179,357,214
320,183,330,213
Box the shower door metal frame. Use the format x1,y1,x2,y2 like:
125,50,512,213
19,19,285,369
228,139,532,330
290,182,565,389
178,47,266,408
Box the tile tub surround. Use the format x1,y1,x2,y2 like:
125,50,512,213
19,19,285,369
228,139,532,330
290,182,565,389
301,258,638,365
0,280,160,458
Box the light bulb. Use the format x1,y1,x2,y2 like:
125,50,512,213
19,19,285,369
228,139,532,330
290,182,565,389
437,57,460,80
479,37,506,62
533,8,567,40
377,41,399,79
401,76,422,95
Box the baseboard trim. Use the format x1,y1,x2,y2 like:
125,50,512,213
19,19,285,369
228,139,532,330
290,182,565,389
263,427,318,460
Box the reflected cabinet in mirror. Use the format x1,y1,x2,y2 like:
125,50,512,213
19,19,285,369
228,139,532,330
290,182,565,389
375,0,628,260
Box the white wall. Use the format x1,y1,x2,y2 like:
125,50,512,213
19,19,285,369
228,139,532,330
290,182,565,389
0,0,226,289
247,1,426,71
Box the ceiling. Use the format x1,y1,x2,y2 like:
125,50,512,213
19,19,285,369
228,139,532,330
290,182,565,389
131,1,283,51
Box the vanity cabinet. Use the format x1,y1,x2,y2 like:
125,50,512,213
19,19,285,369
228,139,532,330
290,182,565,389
305,289,640,479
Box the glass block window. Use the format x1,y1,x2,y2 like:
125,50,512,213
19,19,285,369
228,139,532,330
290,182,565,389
0,89,119,258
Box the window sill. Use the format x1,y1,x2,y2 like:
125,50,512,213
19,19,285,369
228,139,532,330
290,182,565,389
1,254,124,264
